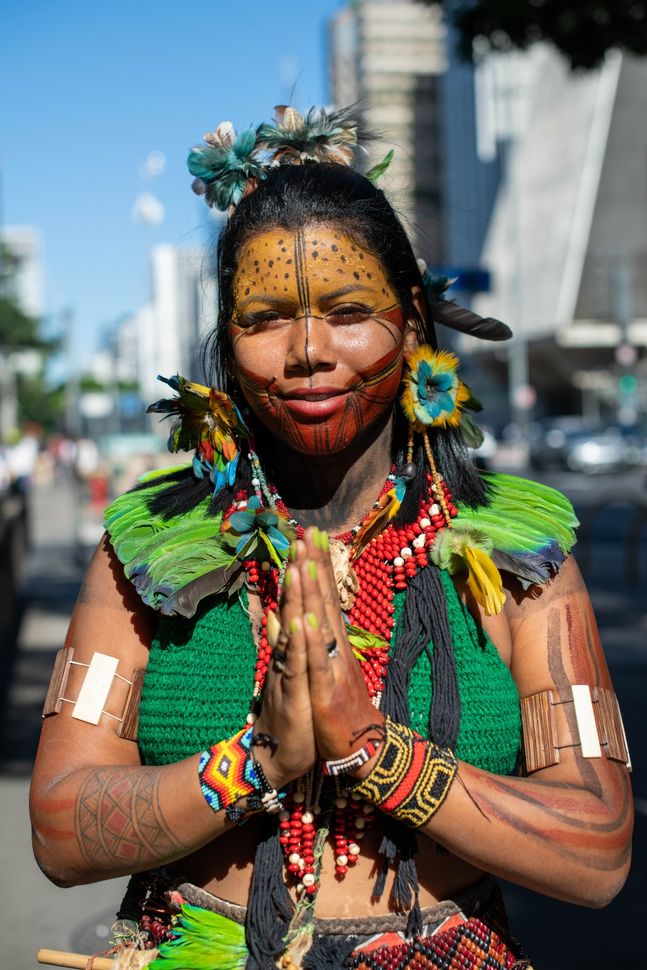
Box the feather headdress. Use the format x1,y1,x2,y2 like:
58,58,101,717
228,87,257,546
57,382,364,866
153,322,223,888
188,123,265,211
257,105,359,166
417,262,512,342
188,105,367,212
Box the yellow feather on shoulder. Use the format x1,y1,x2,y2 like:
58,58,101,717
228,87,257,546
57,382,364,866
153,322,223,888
463,545,506,616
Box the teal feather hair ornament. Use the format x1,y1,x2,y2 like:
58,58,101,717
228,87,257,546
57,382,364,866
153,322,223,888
187,104,387,214
257,104,359,166
188,122,265,212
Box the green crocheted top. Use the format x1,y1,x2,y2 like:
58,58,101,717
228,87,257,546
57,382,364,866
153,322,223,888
138,569,521,775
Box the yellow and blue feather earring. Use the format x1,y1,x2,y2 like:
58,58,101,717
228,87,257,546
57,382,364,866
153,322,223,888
400,346,469,519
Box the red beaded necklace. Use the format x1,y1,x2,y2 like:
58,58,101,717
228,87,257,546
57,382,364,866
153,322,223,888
222,465,457,897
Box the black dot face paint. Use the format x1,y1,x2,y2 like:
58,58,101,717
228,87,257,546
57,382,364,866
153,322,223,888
230,226,406,455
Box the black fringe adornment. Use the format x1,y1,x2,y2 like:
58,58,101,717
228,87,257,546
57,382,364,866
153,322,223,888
302,934,359,969
372,561,461,934
245,819,294,969
116,870,151,923
382,563,461,748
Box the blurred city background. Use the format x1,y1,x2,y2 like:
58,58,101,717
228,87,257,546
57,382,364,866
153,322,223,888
1,1,646,967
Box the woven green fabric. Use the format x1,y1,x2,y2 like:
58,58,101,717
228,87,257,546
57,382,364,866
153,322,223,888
138,572,520,775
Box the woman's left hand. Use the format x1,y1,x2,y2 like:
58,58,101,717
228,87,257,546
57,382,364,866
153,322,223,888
295,528,384,761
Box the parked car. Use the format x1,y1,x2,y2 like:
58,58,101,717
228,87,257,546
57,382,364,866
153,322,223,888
527,417,593,470
529,418,646,474
566,427,632,474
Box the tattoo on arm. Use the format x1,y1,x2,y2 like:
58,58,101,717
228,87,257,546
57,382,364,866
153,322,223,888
75,767,185,870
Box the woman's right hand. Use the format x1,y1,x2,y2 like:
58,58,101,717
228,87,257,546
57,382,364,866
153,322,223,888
251,542,317,789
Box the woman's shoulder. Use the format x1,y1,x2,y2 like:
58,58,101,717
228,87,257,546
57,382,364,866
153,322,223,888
103,464,242,619
430,470,579,616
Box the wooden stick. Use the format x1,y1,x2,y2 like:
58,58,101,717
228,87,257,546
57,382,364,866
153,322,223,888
37,949,114,969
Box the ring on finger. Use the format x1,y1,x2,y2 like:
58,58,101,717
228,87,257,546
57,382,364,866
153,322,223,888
273,648,287,671
325,638,339,658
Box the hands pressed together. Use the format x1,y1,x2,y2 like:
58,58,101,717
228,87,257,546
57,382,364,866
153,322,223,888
253,527,384,789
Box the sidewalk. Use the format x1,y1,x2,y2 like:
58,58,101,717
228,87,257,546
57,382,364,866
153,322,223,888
0,483,127,968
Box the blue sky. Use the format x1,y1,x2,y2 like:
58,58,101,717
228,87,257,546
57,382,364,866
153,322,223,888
2,0,343,370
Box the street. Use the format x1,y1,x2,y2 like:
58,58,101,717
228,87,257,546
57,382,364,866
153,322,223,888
0,469,645,969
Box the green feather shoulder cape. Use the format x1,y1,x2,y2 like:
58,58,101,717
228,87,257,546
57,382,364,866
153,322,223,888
104,467,578,620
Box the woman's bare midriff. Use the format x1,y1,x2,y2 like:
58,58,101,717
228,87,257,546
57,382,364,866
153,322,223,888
170,818,484,917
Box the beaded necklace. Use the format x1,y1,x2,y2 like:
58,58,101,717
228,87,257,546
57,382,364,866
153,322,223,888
220,450,457,900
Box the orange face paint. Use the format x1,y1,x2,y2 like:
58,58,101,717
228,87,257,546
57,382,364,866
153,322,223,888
230,225,406,455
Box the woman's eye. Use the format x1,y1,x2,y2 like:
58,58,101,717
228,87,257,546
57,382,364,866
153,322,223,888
237,310,286,329
327,304,371,321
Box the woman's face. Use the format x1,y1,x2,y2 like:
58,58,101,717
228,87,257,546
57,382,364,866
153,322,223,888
229,224,407,456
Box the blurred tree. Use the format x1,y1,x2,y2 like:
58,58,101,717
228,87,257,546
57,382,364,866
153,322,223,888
0,296,48,351
16,376,66,431
423,1,647,69
0,242,54,352
0,241,63,431
78,374,106,393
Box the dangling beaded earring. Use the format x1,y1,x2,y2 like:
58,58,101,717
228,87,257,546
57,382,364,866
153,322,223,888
400,346,469,527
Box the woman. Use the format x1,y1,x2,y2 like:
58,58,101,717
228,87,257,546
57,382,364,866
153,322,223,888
31,108,632,970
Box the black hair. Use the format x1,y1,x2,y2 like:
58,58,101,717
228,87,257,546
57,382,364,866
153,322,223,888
201,164,487,513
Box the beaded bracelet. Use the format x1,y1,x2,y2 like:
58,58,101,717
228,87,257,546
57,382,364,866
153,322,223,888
198,726,283,823
351,716,457,828
322,739,382,776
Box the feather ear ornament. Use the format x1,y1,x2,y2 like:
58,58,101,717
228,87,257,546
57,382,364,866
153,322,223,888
417,263,512,342
400,347,470,430
147,375,248,497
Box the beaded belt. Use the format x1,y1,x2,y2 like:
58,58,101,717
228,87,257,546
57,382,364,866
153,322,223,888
347,915,533,969
177,874,499,936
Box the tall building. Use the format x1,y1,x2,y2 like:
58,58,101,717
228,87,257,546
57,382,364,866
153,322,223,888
137,244,217,407
0,226,44,318
329,0,447,257
328,4,502,285
0,227,44,434
471,47,647,417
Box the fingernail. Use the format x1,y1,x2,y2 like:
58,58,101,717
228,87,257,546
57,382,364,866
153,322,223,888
289,618,299,635
266,610,281,648
283,569,292,588
312,527,322,549
289,542,297,561
320,530,329,552
306,612,319,630
307,561,317,581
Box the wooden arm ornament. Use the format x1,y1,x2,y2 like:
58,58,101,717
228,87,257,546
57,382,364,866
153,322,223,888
42,647,145,741
520,685,631,774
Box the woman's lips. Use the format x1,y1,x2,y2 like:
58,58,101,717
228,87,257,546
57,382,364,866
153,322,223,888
280,388,351,419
